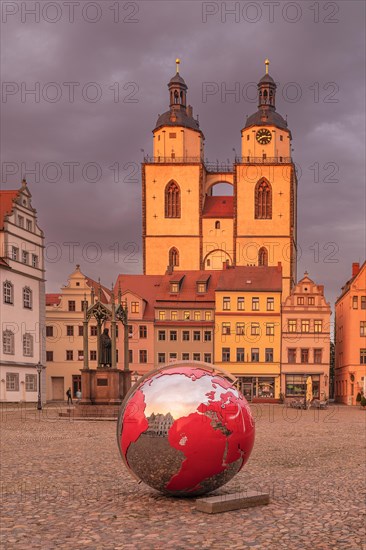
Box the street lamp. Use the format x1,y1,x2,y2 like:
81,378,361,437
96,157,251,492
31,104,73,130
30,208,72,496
35,362,43,411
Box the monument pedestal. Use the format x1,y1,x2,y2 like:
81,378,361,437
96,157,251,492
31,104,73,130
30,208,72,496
80,368,131,406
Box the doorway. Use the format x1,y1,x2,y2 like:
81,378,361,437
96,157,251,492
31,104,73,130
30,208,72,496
51,377,64,400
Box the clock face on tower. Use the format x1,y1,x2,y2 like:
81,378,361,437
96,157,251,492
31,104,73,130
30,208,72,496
256,128,272,145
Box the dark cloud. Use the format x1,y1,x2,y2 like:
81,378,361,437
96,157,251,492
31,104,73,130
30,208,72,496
1,0,365,313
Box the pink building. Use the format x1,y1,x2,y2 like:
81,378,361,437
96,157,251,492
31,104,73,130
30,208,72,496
335,262,366,405
281,273,331,401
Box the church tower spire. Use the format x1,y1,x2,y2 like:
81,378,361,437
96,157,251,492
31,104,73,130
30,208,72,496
168,58,187,109
258,58,276,110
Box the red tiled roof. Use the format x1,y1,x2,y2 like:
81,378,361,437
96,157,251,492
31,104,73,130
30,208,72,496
202,196,234,218
46,293,62,306
114,275,163,320
155,270,222,304
0,190,19,229
85,277,111,304
216,265,282,291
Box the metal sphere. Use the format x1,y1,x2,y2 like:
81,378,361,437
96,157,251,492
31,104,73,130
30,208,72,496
117,363,255,497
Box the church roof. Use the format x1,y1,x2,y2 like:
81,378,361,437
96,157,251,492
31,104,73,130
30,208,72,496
0,190,19,229
154,109,201,132
244,109,288,130
169,73,187,87
202,196,234,218
259,73,275,84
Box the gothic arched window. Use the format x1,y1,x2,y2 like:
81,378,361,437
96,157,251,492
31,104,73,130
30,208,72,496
169,247,179,267
255,179,272,219
165,181,181,218
258,247,268,266
3,281,14,304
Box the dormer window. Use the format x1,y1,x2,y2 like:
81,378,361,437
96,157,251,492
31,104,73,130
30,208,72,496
170,282,179,293
197,282,206,293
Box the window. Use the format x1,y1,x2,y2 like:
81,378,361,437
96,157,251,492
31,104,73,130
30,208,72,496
265,348,273,362
314,320,322,333
236,323,245,336
169,132,176,138
3,281,13,304
139,325,147,338
258,247,268,266
165,181,181,218
3,330,14,354
23,333,33,356
182,353,189,360
280,135,283,141
170,330,177,341
237,297,245,310
90,350,97,361
360,349,366,364
158,330,166,341
222,323,231,335
222,348,230,362
251,323,260,336
197,282,206,293
78,350,84,361
288,320,297,333
22,251,29,264
46,351,54,362
66,350,73,361
193,353,201,361
139,350,147,363
352,296,358,309
267,297,274,311
236,348,245,362
182,330,190,341
26,219,32,231
361,296,366,310
301,320,310,333
128,350,133,363
116,325,119,338
169,247,179,267
170,283,179,293
171,311,178,320
131,302,139,313
297,297,304,305
286,375,306,397
90,326,97,336
169,353,177,362
159,311,166,320
31,254,38,268
255,179,272,219
252,297,259,311
68,300,76,312
193,331,201,341
308,297,315,305
314,349,322,364
215,221,220,229
360,321,366,337
194,311,201,321
204,330,212,342
128,325,133,338
205,311,212,321
18,215,24,228
223,297,231,310
158,353,166,364
204,353,212,363
66,325,74,337
78,325,84,337
251,348,259,362
301,349,309,363
266,323,274,336
11,246,18,261
184,311,190,320
6,373,19,391
288,348,296,363
23,287,32,309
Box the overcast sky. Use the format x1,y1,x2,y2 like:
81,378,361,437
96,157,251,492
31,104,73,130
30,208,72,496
1,0,365,315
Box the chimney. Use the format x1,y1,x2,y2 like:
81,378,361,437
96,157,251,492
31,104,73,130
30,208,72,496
277,261,282,272
318,285,324,294
166,265,173,275
352,262,360,277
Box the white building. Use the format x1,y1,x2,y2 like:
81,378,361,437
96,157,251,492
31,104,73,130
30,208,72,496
0,179,46,402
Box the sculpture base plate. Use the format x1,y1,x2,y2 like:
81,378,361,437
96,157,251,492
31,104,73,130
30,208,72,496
195,490,269,514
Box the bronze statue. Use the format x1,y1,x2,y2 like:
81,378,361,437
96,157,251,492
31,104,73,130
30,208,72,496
100,328,112,367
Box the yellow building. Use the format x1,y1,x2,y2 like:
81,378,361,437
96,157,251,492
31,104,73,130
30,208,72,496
143,60,297,298
45,265,111,401
214,264,282,401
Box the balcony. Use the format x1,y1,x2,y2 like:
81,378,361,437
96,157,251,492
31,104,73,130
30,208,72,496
143,156,233,173
235,156,292,164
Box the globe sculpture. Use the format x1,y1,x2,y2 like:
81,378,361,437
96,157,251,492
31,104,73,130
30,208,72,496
117,363,255,497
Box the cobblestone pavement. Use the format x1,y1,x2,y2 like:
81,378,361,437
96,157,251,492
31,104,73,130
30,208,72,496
1,404,365,549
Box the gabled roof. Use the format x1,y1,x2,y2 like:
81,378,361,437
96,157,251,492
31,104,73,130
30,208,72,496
216,265,282,292
85,277,111,304
155,270,221,304
0,190,19,229
114,274,163,320
202,196,234,218
46,293,62,306
336,260,366,303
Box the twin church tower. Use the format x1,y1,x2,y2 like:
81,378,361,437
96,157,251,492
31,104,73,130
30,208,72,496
142,60,297,297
